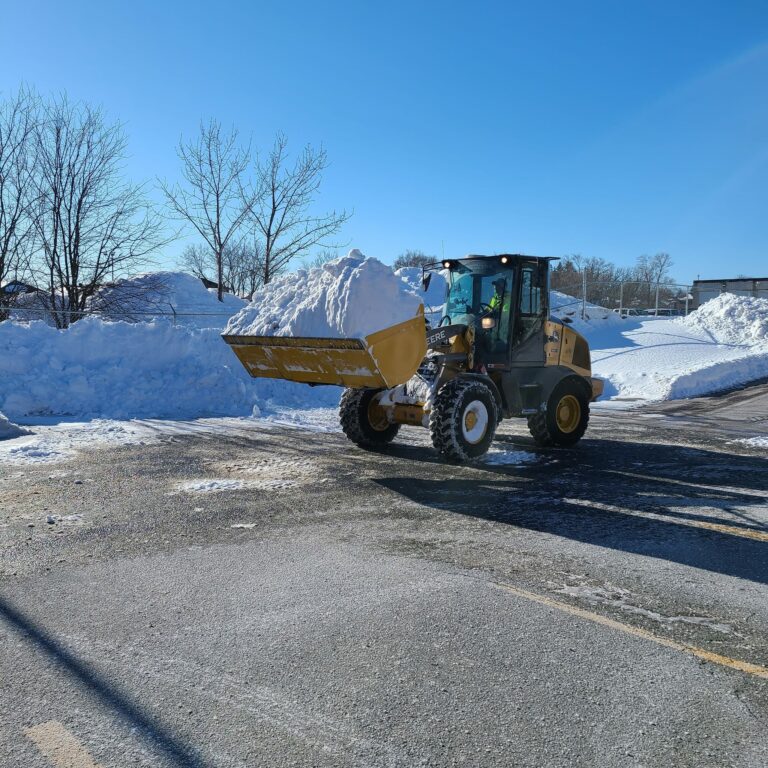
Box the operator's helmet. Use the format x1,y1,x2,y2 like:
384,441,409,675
492,278,506,293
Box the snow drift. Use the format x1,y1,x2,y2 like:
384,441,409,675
225,250,423,338
0,318,338,420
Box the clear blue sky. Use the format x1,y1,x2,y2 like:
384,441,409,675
2,1,767,282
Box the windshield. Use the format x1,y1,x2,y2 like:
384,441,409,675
444,261,513,323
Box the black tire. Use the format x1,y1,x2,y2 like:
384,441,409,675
430,378,498,462
527,377,590,447
339,388,400,447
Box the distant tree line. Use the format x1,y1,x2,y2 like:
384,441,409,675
0,86,350,325
551,252,680,309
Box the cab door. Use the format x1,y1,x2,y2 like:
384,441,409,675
510,261,547,365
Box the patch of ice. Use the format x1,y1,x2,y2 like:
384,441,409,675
557,583,732,634
261,406,341,432
734,436,768,449
483,447,539,466
0,419,155,465
177,479,247,493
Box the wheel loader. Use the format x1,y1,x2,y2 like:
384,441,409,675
223,254,604,462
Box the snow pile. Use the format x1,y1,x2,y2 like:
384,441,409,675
395,267,447,322
576,292,768,404
0,318,339,421
550,291,624,335
225,250,423,338
8,271,246,330
679,293,768,345
91,271,246,329
0,411,30,439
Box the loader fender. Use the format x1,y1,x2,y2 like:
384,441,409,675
455,373,503,414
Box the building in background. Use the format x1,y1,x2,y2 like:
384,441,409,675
692,277,768,309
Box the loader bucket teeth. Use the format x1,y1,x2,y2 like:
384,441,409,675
222,306,427,389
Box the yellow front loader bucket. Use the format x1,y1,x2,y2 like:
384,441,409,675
222,306,427,390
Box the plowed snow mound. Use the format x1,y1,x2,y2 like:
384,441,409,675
0,411,30,439
680,293,768,345
0,318,339,420
92,271,246,329
225,250,423,338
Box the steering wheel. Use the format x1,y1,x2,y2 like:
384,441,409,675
438,315,452,327
478,302,493,316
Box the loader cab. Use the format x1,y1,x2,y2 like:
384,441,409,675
428,254,551,368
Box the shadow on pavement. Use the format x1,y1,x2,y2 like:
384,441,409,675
374,438,768,585
0,596,205,767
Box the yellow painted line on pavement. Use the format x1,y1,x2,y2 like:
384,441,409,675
492,581,768,680
565,497,768,543
24,720,103,768
605,469,768,501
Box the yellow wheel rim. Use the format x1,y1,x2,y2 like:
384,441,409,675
555,394,581,433
367,395,390,431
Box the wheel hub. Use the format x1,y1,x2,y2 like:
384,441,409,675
367,395,390,431
461,400,489,444
555,394,581,433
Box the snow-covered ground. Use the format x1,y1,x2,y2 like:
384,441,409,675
588,294,768,404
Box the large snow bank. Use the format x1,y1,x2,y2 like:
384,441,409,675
0,318,338,420
679,293,768,345
395,267,447,322
9,271,246,330
550,291,624,336
92,271,246,329
225,250,423,338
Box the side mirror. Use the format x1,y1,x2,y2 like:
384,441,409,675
421,272,432,292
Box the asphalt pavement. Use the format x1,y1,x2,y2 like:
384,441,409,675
2,383,768,767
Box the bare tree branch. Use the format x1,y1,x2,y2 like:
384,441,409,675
31,94,168,327
159,120,253,301
0,86,39,317
247,133,351,284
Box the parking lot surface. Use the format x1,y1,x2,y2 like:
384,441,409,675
2,385,768,767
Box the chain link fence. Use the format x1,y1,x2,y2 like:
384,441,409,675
0,303,237,329
552,278,694,320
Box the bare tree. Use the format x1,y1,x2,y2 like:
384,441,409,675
180,238,264,298
228,239,264,298
179,242,211,282
393,250,434,270
248,133,350,284
302,249,338,270
0,86,38,315
31,95,166,327
160,120,253,301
